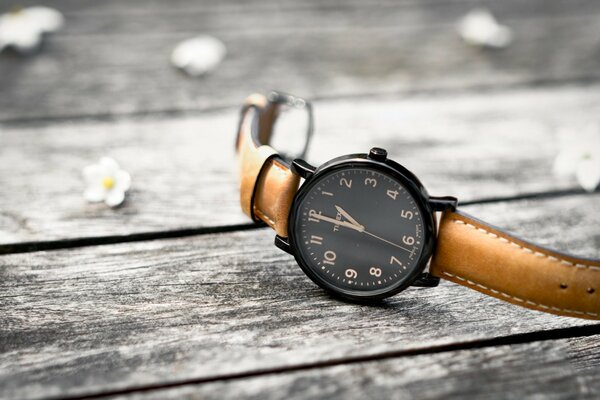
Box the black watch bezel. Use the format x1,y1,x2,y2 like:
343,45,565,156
287,153,437,301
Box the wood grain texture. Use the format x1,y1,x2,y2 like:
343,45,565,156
1,1,599,399
1,194,598,400
116,336,600,400
1,85,598,246
1,0,599,120
36,0,600,36
22,0,600,20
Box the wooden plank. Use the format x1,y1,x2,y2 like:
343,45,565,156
1,0,599,120
43,0,600,36
1,85,598,247
0,194,598,399
22,0,600,18
134,335,600,400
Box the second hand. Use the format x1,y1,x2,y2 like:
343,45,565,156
361,230,412,253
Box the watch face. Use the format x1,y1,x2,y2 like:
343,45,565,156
290,160,433,299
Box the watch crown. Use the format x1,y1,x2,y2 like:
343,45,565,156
368,147,387,161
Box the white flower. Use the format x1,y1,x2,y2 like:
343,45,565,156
0,6,64,54
458,9,513,49
553,123,600,192
83,157,131,207
171,35,226,77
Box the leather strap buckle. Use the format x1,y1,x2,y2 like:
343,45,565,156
235,91,313,161
266,91,314,161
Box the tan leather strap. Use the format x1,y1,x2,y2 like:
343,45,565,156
431,211,600,319
236,94,300,237
235,93,599,320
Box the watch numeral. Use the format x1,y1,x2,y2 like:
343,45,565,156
345,269,358,279
369,267,382,277
340,178,352,188
390,256,402,266
321,191,334,197
323,250,337,265
401,210,413,220
402,235,415,245
310,235,323,245
308,209,321,223
364,178,377,187
387,189,399,200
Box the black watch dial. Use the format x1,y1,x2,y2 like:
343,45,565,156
291,164,429,298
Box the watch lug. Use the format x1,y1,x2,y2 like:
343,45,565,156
429,196,458,212
274,235,294,255
411,272,440,288
291,158,316,179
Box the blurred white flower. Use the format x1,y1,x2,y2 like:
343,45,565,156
83,157,131,207
458,9,513,49
0,6,64,54
171,35,226,77
553,123,600,192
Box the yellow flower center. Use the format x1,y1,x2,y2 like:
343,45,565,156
9,6,23,15
102,176,115,190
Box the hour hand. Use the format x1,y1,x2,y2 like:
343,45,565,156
311,213,363,232
334,205,363,229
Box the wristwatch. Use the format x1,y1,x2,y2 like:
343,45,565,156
235,91,599,320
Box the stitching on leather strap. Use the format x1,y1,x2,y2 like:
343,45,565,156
452,219,600,271
442,271,599,317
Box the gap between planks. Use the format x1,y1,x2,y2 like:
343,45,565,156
0,187,595,255
1,77,598,125
45,324,600,400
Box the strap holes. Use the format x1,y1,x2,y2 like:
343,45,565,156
559,283,568,289
587,288,595,294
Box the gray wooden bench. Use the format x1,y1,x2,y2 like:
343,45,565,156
1,1,599,399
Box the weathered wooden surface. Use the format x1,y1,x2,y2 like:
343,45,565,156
1,0,600,120
119,336,600,400
2,0,600,398
1,194,598,400
1,84,598,247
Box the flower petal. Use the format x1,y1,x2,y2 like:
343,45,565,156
11,30,40,53
23,7,64,33
171,35,227,77
83,164,104,184
0,6,63,55
552,147,579,178
576,157,600,192
458,9,513,49
84,187,106,203
113,170,131,192
99,157,120,175
105,190,125,207
0,15,41,53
